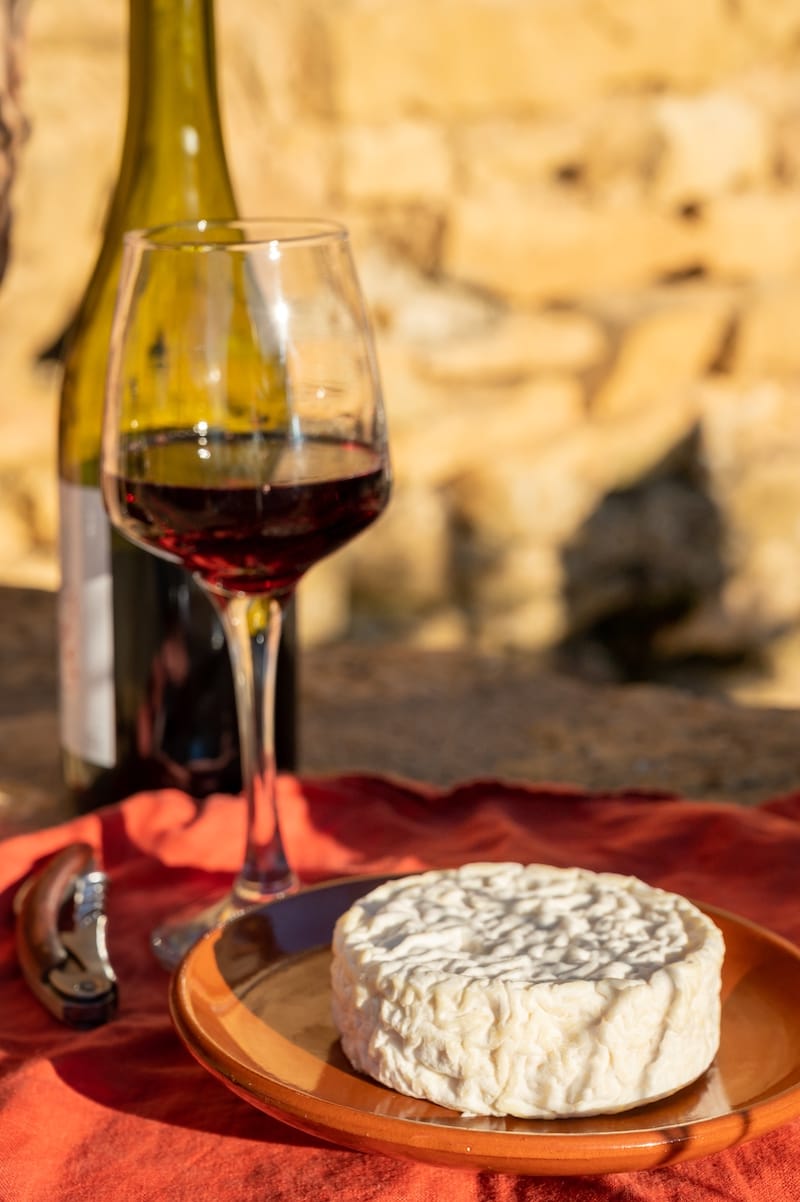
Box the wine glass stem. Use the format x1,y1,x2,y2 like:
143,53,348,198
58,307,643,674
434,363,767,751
211,590,295,909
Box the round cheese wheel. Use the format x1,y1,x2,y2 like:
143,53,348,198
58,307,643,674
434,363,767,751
330,862,724,1118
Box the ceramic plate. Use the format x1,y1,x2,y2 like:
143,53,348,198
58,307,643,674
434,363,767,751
170,874,800,1175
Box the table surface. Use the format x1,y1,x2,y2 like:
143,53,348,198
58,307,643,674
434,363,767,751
3,585,800,837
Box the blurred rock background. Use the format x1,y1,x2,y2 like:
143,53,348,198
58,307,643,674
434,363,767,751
3,0,800,705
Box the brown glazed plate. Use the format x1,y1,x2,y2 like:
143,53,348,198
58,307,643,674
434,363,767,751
169,874,800,1176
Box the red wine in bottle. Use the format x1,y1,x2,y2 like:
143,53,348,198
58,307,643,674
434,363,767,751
57,0,297,811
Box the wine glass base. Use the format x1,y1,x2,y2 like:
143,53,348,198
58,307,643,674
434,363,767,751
150,873,297,971
150,894,239,971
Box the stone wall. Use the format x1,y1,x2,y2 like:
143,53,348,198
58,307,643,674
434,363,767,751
4,0,800,702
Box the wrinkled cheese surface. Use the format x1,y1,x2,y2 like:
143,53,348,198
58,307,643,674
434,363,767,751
330,862,725,1118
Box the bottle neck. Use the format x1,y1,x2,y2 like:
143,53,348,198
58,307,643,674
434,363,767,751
111,0,236,228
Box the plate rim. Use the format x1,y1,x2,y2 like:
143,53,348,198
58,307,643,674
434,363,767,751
169,873,800,1174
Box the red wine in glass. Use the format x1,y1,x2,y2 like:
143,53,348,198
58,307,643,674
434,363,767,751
106,430,390,595
101,217,391,968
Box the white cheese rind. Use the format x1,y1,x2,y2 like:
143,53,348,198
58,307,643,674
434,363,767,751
330,862,724,1118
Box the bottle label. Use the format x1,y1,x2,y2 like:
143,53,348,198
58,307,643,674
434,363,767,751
58,481,116,767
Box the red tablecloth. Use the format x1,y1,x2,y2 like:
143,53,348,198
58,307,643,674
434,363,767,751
2,774,800,1201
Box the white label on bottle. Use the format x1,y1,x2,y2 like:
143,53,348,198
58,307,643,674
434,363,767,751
58,481,116,767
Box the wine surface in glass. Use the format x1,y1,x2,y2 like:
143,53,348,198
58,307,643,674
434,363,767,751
105,431,390,596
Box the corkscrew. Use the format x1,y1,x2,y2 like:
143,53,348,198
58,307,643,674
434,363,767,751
14,842,118,1027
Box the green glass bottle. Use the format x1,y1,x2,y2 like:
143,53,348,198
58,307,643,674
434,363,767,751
58,0,297,811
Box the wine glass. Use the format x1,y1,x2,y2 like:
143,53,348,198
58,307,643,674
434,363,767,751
101,218,391,968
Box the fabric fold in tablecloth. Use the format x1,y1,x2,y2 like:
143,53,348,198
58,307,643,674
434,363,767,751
1,774,800,1201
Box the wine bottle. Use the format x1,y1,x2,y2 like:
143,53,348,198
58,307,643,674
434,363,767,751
58,0,297,812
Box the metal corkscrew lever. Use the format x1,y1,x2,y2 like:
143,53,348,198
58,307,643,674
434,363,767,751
14,841,118,1028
